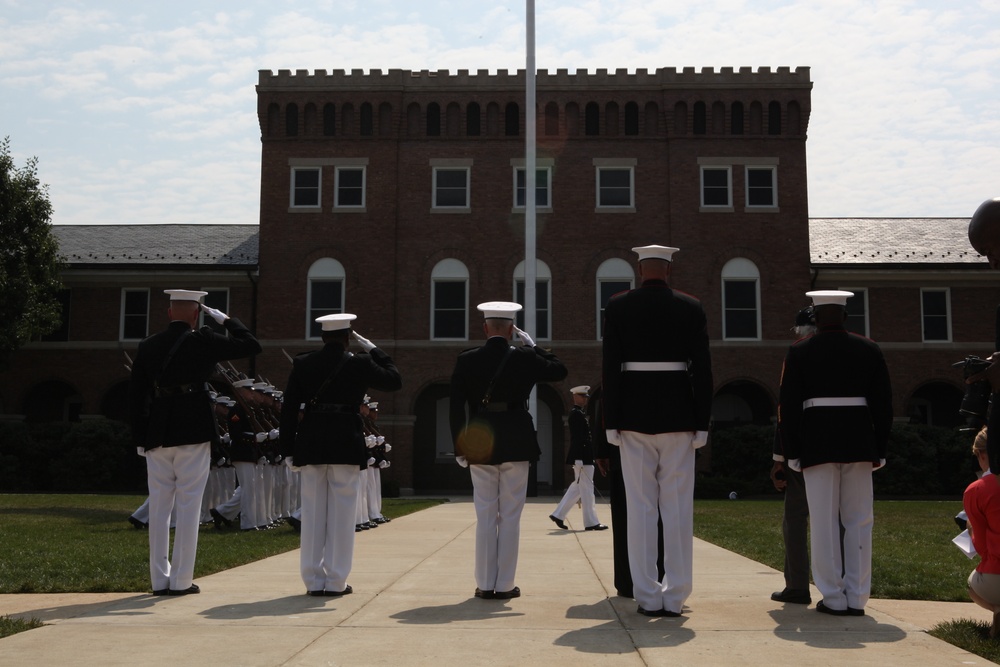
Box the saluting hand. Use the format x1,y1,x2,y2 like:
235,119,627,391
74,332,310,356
513,326,535,347
200,304,229,325
351,330,376,352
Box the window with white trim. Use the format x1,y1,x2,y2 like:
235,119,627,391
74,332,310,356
721,258,760,340
513,167,551,209
433,167,470,209
842,288,869,337
431,259,469,340
746,166,777,208
596,258,635,339
921,288,951,342
335,166,365,209
200,289,230,333
513,260,552,340
291,167,321,208
596,166,634,208
701,166,731,208
307,258,345,339
121,288,149,341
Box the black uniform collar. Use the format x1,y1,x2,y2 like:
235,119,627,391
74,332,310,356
817,323,847,334
640,279,669,288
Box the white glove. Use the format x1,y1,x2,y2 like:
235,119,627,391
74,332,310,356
255,432,267,443
378,460,390,469
200,303,229,324
137,446,147,457
268,428,279,441
376,435,385,445
605,429,622,446
456,455,469,468
365,435,378,448
216,457,227,467
383,443,392,453
692,431,709,449
367,456,377,466
284,457,301,471
787,458,802,472
874,458,887,471
351,330,376,352
513,326,535,347
221,433,231,444
258,456,268,466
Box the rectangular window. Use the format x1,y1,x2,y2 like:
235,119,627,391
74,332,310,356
514,168,551,208
335,167,365,208
515,280,551,339
723,280,759,339
291,167,321,207
121,289,149,341
433,168,469,208
309,280,344,339
921,288,951,342
40,289,71,342
598,280,631,339
746,166,777,207
701,167,731,207
843,288,869,337
433,280,467,339
199,289,230,333
596,167,633,208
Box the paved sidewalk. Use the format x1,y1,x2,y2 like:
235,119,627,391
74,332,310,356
0,498,993,666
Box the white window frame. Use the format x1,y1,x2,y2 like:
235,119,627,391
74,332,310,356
431,159,472,212
334,165,367,210
431,259,469,340
840,287,870,338
700,165,732,210
745,165,778,210
511,158,554,212
306,258,346,340
120,288,149,341
721,258,761,341
513,260,552,341
290,166,321,209
921,287,952,343
596,258,635,339
593,158,636,211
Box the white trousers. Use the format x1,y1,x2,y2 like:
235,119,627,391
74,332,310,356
220,461,257,529
356,467,370,524
366,467,381,520
619,431,695,614
145,442,210,591
469,461,529,592
299,464,360,592
803,461,874,611
552,462,600,527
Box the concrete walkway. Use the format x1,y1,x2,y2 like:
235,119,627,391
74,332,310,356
0,498,994,666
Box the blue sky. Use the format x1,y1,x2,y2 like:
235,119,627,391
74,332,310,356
2,0,999,224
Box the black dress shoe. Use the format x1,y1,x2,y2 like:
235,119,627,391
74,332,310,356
210,508,231,530
816,600,848,616
287,516,301,532
324,585,352,597
152,588,170,596
847,607,865,616
771,588,811,604
637,606,666,617
585,523,609,531
549,515,568,530
128,516,148,530
474,588,495,599
307,590,325,596
168,584,200,596
355,524,363,532
367,520,378,528
494,586,520,600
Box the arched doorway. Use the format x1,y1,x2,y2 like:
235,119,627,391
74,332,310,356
907,381,963,429
22,380,83,422
711,380,774,427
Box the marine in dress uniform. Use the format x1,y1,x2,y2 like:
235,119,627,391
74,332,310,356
777,290,892,616
128,289,261,595
601,246,713,617
450,301,568,600
279,314,402,596
550,385,607,531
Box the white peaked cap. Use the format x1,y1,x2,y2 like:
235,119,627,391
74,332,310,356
232,378,254,388
316,313,357,331
164,289,208,302
632,245,679,262
806,290,854,307
477,301,522,320
368,402,379,409
570,385,591,395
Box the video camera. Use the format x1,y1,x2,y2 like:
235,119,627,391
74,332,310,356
952,355,992,432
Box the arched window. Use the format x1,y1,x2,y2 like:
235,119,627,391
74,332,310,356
731,102,744,135
624,101,639,135
360,102,373,136
285,103,298,137
431,259,469,340
341,103,355,136
721,258,760,340
504,102,519,136
466,102,481,136
304,103,317,135
644,101,658,136
596,258,635,339
768,101,782,135
427,102,441,136
673,101,687,135
307,258,346,339
379,102,393,136
605,102,619,136
323,103,336,136
565,102,580,136
486,102,500,136
788,101,801,135
693,101,706,135
267,103,281,137
407,103,420,136
585,102,600,136
513,260,552,340
544,101,559,135
749,101,763,134
446,102,461,137
712,101,726,134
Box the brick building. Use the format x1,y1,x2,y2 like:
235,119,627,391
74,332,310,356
2,67,996,495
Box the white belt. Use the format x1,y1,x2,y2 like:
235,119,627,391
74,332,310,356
802,397,867,409
621,361,688,372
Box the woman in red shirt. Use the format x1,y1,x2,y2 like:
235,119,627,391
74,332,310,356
964,427,1000,636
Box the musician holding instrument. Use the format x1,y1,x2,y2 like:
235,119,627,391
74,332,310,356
128,289,261,596
279,313,402,597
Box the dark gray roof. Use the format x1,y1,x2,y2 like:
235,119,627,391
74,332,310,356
809,218,984,266
53,225,258,267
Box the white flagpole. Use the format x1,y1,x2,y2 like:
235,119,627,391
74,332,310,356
525,0,538,425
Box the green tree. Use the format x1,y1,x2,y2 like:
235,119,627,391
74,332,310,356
0,136,64,370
